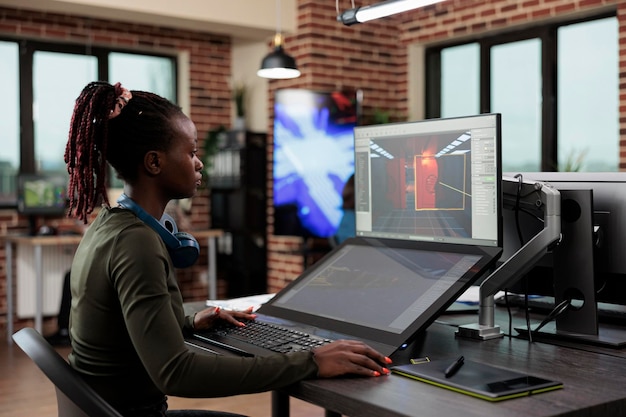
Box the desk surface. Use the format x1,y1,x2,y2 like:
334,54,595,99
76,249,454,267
190,229,224,239
2,234,83,245
2,229,223,245
287,321,626,417
185,301,626,417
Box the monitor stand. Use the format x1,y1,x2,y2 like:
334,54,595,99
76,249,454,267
515,189,626,349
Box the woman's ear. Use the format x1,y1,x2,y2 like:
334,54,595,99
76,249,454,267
144,150,162,175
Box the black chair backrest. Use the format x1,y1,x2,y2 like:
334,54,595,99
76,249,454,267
12,327,123,417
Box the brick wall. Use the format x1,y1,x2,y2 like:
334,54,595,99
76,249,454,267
0,6,231,335
1,0,625,334
265,0,626,293
265,1,407,293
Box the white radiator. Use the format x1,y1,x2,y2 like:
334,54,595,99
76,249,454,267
16,243,75,319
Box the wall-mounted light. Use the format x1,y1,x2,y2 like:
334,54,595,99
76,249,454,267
257,0,301,79
337,0,445,26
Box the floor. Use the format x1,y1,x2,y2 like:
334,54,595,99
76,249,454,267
0,335,327,417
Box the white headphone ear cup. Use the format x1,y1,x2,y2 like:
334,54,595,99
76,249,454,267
160,213,179,233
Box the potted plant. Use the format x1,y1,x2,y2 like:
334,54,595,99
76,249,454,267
232,82,246,131
203,125,228,179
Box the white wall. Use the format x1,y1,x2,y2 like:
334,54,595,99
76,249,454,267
0,0,288,132
408,44,425,121
0,0,296,39
232,41,269,133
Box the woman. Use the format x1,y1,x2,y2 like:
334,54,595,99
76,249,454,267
64,81,391,417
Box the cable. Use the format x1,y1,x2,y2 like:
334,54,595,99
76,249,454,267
503,290,513,336
336,0,356,15
512,174,533,344
514,174,524,245
532,299,571,333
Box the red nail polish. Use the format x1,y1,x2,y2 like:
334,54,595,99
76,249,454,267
385,357,393,364
373,371,381,377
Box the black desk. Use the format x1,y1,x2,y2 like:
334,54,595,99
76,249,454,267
184,302,626,417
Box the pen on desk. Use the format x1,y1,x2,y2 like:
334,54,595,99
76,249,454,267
444,355,464,378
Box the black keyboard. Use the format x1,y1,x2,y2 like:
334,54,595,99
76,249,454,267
496,294,626,324
207,320,332,354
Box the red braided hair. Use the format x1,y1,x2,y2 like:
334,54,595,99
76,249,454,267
65,81,183,223
65,82,117,222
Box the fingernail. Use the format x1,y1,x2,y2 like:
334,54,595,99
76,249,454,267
373,371,381,377
385,357,393,364
382,368,390,374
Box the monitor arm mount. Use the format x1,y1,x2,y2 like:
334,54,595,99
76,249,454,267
456,176,562,340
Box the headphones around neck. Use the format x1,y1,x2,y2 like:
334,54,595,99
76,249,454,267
117,194,199,268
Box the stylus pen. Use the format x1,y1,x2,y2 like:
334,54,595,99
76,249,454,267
444,355,464,378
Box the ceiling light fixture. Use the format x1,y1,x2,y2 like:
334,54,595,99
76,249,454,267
337,0,445,26
257,0,301,79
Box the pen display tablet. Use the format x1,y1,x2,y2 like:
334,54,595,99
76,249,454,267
258,237,502,352
271,243,479,333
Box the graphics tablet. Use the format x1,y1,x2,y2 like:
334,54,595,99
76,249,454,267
392,358,563,401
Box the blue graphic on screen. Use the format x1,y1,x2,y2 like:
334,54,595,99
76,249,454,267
273,89,358,238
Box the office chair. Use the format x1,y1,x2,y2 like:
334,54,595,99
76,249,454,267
12,327,124,417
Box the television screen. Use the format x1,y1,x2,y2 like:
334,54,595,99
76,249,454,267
16,173,68,216
273,88,360,238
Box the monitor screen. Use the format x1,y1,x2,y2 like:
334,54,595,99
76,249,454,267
259,236,502,351
272,88,361,238
503,172,626,306
16,173,68,216
353,113,502,247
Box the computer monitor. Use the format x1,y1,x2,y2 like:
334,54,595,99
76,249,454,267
353,113,502,248
272,88,361,238
503,172,626,347
16,173,67,216
503,172,626,302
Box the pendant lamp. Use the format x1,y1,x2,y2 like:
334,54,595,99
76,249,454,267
257,0,301,79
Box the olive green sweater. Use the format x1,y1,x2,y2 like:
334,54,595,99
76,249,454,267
68,207,317,410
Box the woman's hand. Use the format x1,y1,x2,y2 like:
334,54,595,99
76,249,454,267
312,340,392,378
193,306,257,330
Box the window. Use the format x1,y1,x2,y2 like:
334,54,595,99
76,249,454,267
440,43,479,118
427,14,617,173
0,41,19,203
108,53,177,188
33,52,98,174
491,39,542,172
109,52,176,101
557,18,618,172
0,40,177,207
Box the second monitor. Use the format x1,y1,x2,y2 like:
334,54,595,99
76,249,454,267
353,113,502,248
503,172,626,347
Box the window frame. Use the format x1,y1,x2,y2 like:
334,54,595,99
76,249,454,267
425,11,616,172
0,36,178,208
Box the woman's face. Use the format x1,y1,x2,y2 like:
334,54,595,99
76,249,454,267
158,115,204,200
